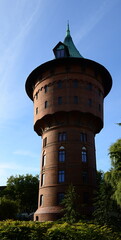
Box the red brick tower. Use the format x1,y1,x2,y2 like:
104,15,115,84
25,25,112,221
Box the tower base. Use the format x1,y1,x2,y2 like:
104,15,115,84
34,206,62,222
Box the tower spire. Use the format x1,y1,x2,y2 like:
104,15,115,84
66,21,70,36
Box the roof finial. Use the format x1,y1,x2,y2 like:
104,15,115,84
66,20,70,37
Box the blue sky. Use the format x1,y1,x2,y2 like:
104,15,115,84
0,0,121,185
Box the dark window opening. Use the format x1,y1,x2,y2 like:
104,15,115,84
40,195,43,206
82,171,88,184
73,79,78,88
42,154,46,167
58,170,65,183
45,101,48,108
58,80,62,88
80,133,87,142
87,83,92,90
58,132,67,141
57,193,65,204
36,92,38,100
58,150,65,162
74,96,78,104
83,192,89,204
58,96,62,105
45,85,48,93
98,89,101,96
99,104,101,112
82,150,87,163
41,174,45,186
43,137,47,147
36,216,39,221
56,49,65,58
36,107,38,115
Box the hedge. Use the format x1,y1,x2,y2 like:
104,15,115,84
0,220,120,240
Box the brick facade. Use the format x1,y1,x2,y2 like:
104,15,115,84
26,55,112,222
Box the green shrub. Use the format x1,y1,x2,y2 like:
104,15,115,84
0,220,120,240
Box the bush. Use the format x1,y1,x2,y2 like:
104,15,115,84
0,220,120,240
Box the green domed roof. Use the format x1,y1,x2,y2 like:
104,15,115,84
63,23,83,58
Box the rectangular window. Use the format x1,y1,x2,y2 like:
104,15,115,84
82,151,87,163
83,192,89,204
56,50,65,58
73,79,78,88
74,96,78,104
42,154,46,167
80,133,87,142
45,101,48,108
58,170,65,183
82,171,88,184
58,96,62,105
43,137,47,147
40,195,43,206
57,192,65,204
36,107,38,114
99,104,101,112
58,80,62,88
41,174,45,186
36,92,38,100
59,150,65,162
45,85,48,93
87,83,92,90
58,132,67,141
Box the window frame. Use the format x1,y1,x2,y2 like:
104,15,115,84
58,149,65,162
80,133,87,142
58,132,67,142
58,170,65,183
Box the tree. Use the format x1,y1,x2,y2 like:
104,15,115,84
61,184,80,223
0,197,18,220
3,174,39,214
105,139,121,207
93,171,121,228
109,138,121,170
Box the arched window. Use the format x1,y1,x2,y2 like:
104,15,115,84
82,147,87,163
58,146,65,162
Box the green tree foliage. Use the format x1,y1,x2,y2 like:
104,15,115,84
109,138,121,170
93,171,121,229
61,185,80,223
104,139,121,207
3,174,39,214
0,198,18,220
